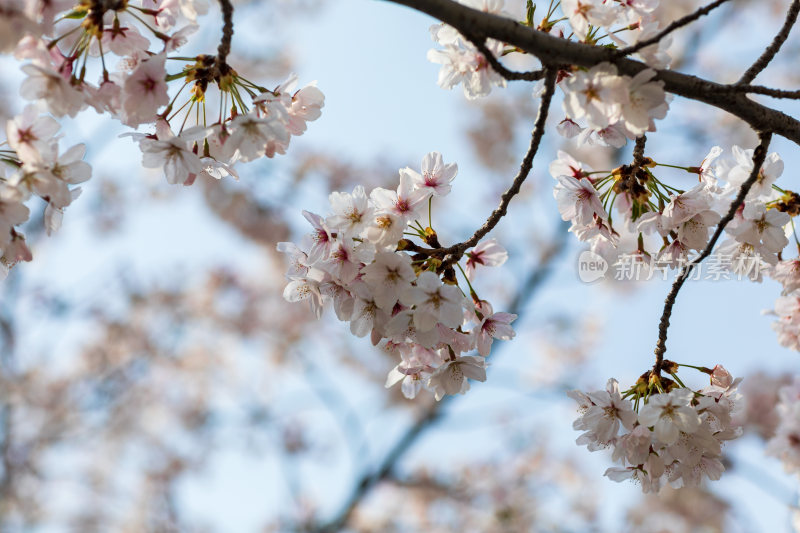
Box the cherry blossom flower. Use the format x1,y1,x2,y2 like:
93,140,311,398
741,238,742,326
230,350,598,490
427,38,507,99
556,118,582,138
562,63,627,130
766,377,800,474
20,63,85,118
405,151,458,197
554,175,607,227
326,185,374,237
361,252,416,311
661,184,712,228
561,0,618,40
549,150,592,181
638,388,701,445
574,378,637,443
302,210,336,265
276,242,309,279
282,271,324,319
400,271,464,332
5,106,59,165
619,69,668,137
675,210,720,251
385,364,425,400
371,171,430,224
138,124,206,185
576,123,627,148
364,212,404,251
710,365,733,388
769,260,800,295
121,53,169,127
427,355,487,400
220,113,290,163
464,239,507,280
726,201,789,256
322,239,373,285
474,301,516,356
725,146,783,200
19,142,91,208
287,82,325,135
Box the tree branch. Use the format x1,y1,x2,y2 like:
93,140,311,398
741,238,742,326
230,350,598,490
465,34,544,81
617,0,733,57
431,67,556,269
727,84,800,99
215,0,235,72
736,0,800,85
382,0,800,146
652,132,772,376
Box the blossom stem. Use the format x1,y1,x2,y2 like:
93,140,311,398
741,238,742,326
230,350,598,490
655,162,695,172
126,9,167,40
178,100,196,134
47,24,82,49
455,262,478,300
791,219,800,248
676,363,706,371
669,372,687,388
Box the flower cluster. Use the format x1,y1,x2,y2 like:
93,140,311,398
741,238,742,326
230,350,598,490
560,63,669,147
426,0,674,147
11,0,325,185
128,73,324,185
570,364,743,492
427,0,509,99
1,0,324,274
0,106,91,273
551,144,793,276
559,0,673,67
277,152,516,400
764,259,800,351
765,377,800,475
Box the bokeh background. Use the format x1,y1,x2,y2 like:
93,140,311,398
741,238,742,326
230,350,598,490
1,0,799,531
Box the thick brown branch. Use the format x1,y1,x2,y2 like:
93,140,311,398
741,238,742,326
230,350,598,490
652,132,772,376
431,68,557,268
737,0,800,85
617,0,733,57
383,0,800,146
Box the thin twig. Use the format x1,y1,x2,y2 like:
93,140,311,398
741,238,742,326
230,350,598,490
617,0,733,57
725,84,800,99
466,34,544,81
652,132,772,375
430,68,557,269
631,134,647,174
737,0,800,85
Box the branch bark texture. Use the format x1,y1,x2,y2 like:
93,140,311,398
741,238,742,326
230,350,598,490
383,0,800,146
